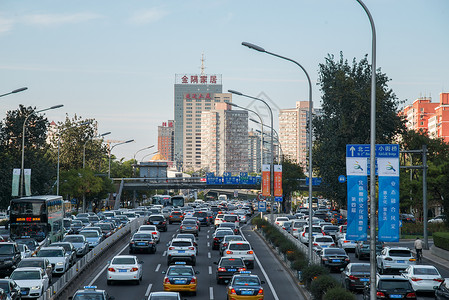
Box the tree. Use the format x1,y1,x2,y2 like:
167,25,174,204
281,159,306,212
313,53,405,207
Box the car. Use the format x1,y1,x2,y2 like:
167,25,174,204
70,220,84,234
147,291,182,300
400,213,416,223
0,278,22,300
63,235,89,257
161,208,172,219
192,211,210,226
428,215,445,224
340,263,370,291
400,264,443,292
184,217,201,230
336,234,357,251
321,225,339,241
335,225,347,241
175,234,198,254
355,240,384,259
138,225,161,243
50,242,77,266
290,220,308,238
219,223,239,235
215,257,247,284
312,236,336,252
214,214,225,228
223,241,255,269
10,267,50,299
18,243,32,259
162,262,199,295
76,217,90,227
17,257,53,283
362,275,417,300
146,215,168,232
376,247,416,274
79,230,103,249
319,247,350,271
88,215,100,225
436,278,449,300
299,226,324,245
129,232,156,254
222,214,240,228
226,271,265,299
106,255,143,285
94,222,115,238
166,238,196,266
0,242,22,277
212,229,234,250
69,285,115,300
35,246,70,275
220,235,246,256
179,220,199,236
13,238,40,254
274,217,290,227
282,221,293,231
168,211,184,224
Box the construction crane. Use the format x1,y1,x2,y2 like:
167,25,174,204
105,140,126,150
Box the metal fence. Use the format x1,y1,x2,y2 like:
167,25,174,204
38,218,144,300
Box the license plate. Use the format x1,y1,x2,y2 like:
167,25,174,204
21,291,27,295
119,269,127,272
390,295,402,298
137,242,146,246
174,280,186,284
186,227,192,229
397,260,405,263
332,259,341,263
228,268,236,271
154,222,159,224
322,245,328,248
360,278,369,282
178,250,185,253
241,290,253,295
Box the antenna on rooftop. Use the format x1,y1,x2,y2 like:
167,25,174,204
200,53,205,75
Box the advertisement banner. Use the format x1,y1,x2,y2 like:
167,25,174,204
24,169,31,196
11,169,20,197
346,175,368,241
262,164,271,197
274,165,282,197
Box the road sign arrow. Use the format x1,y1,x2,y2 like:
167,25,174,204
350,146,355,156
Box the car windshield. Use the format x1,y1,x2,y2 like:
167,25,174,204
171,241,192,247
150,216,164,221
18,244,26,251
182,221,196,225
18,260,44,268
0,245,14,255
140,226,156,231
221,258,245,267
73,293,105,300
0,282,9,292
220,224,235,228
351,264,370,272
11,270,41,280
323,226,338,231
389,250,412,257
316,237,333,242
37,249,64,257
64,236,84,243
216,231,233,237
233,276,260,286
134,234,152,239
324,249,346,255
413,268,439,275
224,216,237,222
112,257,136,265
224,236,244,242
378,279,411,290
277,218,289,221
81,232,99,238
168,267,193,276
52,244,71,252
229,243,250,250
72,220,83,226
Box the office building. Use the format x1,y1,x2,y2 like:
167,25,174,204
157,120,174,166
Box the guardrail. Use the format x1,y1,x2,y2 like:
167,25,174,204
38,218,144,300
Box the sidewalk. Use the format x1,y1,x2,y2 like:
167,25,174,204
420,246,449,270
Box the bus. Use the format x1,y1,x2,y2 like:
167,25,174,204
151,195,171,206
169,195,185,208
303,197,319,210
9,195,64,243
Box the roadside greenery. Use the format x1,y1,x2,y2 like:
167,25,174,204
433,232,449,251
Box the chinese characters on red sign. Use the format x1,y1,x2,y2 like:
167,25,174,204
185,93,211,100
274,165,283,197
262,164,271,197
181,75,218,84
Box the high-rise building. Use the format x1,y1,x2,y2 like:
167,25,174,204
248,130,261,173
174,74,222,170
201,102,248,175
157,120,174,166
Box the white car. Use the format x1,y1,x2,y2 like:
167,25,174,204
401,265,444,291
106,255,143,285
166,238,196,266
18,244,32,259
299,225,324,244
222,241,255,269
428,215,445,224
138,225,161,243
290,220,307,239
337,234,357,251
275,217,290,227
35,246,70,274
376,246,416,274
312,236,336,251
214,214,225,228
10,267,49,298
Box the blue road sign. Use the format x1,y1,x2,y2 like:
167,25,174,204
305,177,322,186
258,201,267,212
274,197,283,202
338,175,346,183
346,144,400,158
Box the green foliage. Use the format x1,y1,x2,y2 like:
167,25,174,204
433,232,449,251
310,275,338,300
302,264,329,288
291,258,308,271
400,222,447,236
282,159,306,211
313,53,405,207
323,287,356,300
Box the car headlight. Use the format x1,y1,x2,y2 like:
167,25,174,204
31,286,41,290
56,262,64,266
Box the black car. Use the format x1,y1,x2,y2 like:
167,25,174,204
0,279,21,300
129,232,156,254
341,263,370,291
319,247,350,271
13,237,39,253
214,257,246,284
355,240,384,259
0,243,22,277
70,220,84,234
436,279,449,300
212,230,234,250
362,275,416,300
147,215,168,232
321,225,339,240
193,211,210,226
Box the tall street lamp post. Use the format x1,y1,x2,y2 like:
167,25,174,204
57,121,91,195
228,89,275,223
0,87,28,99
228,102,264,171
108,140,134,178
251,119,283,164
242,41,315,262
132,145,155,207
141,151,159,163
20,104,64,197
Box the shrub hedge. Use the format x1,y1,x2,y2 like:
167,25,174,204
433,232,449,251
401,222,448,236
310,275,338,300
323,286,356,300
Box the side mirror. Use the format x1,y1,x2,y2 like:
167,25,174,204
161,271,166,274
195,271,200,274
261,280,266,284
166,243,170,247
213,262,218,265
140,261,144,264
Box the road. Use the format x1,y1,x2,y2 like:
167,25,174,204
75,220,304,300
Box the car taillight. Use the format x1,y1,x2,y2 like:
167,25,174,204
293,229,297,231
331,243,335,246
131,267,138,272
230,288,237,295
238,268,246,271
409,258,416,262
384,257,393,261
226,250,233,254
434,278,444,282
348,275,359,280
190,277,196,284
406,292,416,298
345,258,350,261
223,243,228,247
214,237,219,241
258,288,263,295
343,240,350,243
218,267,226,272
164,277,170,284
108,267,115,272
411,277,423,281
321,257,328,261
376,292,386,298
313,243,318,246
302,232,305,237
130,241,134,244
247,250,254,254
169,215,173,218
189,247,195,250
162,222,166,224
169,247,174,250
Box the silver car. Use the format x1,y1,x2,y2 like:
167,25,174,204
35,246,70,274
63,235,89,257
166,238,196,266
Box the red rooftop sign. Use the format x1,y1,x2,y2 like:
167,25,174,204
175,74,222,85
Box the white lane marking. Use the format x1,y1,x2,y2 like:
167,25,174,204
207,242,210,247
209,266,212,275
209,286,214,300
207,230,210,233
163,250,167,257
155,264,161,272
88,243,128,286
145,283,153,297
207,235,209,239
208,252,211,259
172,234,175,238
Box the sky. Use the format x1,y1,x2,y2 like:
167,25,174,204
1,0,448,161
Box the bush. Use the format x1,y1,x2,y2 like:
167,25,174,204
401,222,448,236
433,232,449,251
287,249,302,262
279,240,296,254
291,258,308,271
302,264,329,288
323,287,356,300
310,275,338,300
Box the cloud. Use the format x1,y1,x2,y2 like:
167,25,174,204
21,12,102,26
129,8,168,24
0,17,14,33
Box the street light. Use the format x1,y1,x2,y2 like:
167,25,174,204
57,121,92,195
133,145,155,168
141,151,159,163
20,104,64,197
0,87,28,98
132,145,155,207
229,102,264,171
254,127,283,164
108,139,134,178
242,41,315,262
83,132,111,169
228,89,274,223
